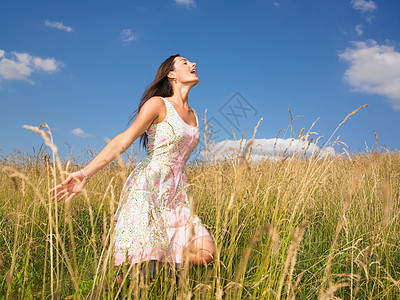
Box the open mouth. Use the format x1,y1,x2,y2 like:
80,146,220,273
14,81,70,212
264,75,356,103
190,69,197,74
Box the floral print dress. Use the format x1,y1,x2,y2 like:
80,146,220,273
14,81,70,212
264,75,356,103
114,97,211,265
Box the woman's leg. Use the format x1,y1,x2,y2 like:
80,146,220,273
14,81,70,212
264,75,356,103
187,237,215,265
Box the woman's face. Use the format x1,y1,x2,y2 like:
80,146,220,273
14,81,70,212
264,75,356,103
170,56,199,86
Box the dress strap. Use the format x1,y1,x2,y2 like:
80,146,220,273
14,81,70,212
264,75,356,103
159,97,171,110
159,96,172,120
159,96,167,105
191,107,199,127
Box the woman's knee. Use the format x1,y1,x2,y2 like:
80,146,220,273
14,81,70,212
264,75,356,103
194,239,215,264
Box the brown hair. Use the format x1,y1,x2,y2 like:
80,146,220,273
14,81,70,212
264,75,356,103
130,54,181,150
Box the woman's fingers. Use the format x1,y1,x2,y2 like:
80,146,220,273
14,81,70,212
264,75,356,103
51,188,66,201
57,192,69,202
48,183,63,194
49,182,69,200
48,173,85,202
65,193,76,203
61,175,73,186
48,176,72,193
49,185,64,200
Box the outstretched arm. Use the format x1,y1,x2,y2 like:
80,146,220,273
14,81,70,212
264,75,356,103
49,97,165,202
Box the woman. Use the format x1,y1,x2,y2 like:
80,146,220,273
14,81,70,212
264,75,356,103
49,54,215,266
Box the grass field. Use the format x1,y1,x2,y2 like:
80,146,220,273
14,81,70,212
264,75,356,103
1,121,400,299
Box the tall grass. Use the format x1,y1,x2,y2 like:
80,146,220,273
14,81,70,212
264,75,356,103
1,115,400,299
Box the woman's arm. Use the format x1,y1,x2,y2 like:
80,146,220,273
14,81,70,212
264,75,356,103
81,97,164,178
49,96,165,202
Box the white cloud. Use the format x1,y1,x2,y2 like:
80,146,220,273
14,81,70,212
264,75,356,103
32,57,59,72
44,20,73,32
355,24,363,36
200,138,335,161
0,50,62,82
71,128,93,138
339,40,400,110
120,29,137,42
351,0,377,13
175,0,196,8
365,15,375,23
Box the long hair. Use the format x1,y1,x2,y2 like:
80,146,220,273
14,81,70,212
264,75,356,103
130,54,181,150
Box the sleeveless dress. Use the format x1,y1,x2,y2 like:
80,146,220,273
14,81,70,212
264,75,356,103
114,97,212,266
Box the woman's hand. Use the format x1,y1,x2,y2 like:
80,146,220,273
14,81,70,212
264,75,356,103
48,170,88,202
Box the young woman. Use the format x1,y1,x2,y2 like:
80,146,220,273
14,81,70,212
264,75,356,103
49,54,215,266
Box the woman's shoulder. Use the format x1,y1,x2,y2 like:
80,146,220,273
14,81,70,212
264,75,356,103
144,96,165,106
139,96,168,126
140,96,166,113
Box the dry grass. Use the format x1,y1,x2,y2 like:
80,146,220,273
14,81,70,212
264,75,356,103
1,113,400,299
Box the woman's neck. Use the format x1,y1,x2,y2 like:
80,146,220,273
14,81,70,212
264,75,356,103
169,85,191,108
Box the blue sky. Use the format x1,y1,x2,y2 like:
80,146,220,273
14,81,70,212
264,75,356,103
1,0,400,160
